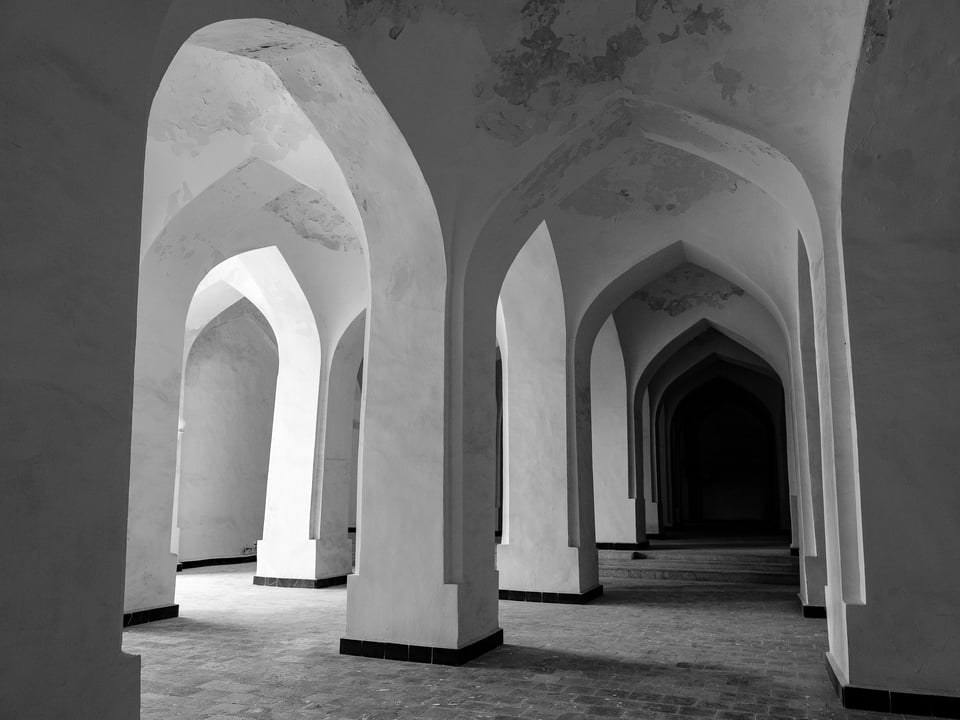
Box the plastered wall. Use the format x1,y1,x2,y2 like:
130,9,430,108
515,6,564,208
591,317,634,544
177,301,278,562
838,0,960,695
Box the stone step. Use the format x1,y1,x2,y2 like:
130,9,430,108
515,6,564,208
598,548,798,566
599,564,799,585
598,558,799,574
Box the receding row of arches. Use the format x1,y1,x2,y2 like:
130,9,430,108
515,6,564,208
141,240,796,608
120,10,857,713
12,4,960,720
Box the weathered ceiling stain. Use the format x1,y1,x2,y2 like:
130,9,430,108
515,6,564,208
558,142,740,218
474,0,740,144
342,0,424,34
711,61,743,105
514,99,635,216
265,186,363,253
862,0,897,64
631,263,745,315
149,48,314,160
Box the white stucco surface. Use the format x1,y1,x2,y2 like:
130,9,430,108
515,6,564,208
590,317,635,545
497,224,591,593
19,4,960,716
177,301,278,562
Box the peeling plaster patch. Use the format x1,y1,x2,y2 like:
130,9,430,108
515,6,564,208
559,141,740,218
475,110,529,143
149,48,314,160
164,182,195,228
343,0,424,32
576,25,648,85
385,261,414,299
265,186,362,253
489,0,570,107
230,41,301,60
658,25,680,43
515,100,635,215
863,0,896,64
492,18,648,104
711,61,742,104
682,3,731,36
478,2,652,143
635,0,659,22
559,168,637,218
632,264,744,316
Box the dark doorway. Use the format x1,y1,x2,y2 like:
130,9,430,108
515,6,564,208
655,356,789,538
670,377,780,533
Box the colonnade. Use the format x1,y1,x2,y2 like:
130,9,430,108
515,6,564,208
8,5,960,720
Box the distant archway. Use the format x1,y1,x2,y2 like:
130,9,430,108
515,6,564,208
175,299,278,564
656,357,788,537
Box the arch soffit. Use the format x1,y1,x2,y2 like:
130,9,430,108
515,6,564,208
465,94,823,301
657,355,783,432
576,242,794,381
630,316,788,412
498,221,566,344
150,16,446,283
139,159,362,345
144,39,364,262
185,246,321,366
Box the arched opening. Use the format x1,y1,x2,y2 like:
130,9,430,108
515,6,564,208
661,369,787,537
494,345,504,542
128,12,485,668
175,299,278,566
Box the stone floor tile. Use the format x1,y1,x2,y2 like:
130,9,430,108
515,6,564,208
123,565,910,720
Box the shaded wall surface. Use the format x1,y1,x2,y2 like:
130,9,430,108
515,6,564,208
839,0,960,695
178,301,278,562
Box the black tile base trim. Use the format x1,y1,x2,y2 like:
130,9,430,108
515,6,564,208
499,584,603,604
790,547,800,556
340,628,503,666
597,541,650,550
825,654,960,717
253,575,347,589
177,555,256,572
802,604,827,619
123,604,179,627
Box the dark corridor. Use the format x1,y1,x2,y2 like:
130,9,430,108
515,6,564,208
656,357,789,537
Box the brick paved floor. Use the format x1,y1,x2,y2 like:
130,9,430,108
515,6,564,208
123,565,907,720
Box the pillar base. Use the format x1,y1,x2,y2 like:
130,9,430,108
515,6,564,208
597,541,649,550
178,555,256,571
123,604,179,627
826,655,960,717
340,628,503,666
499,584,603,604
799,595,826,618
253,575,347,589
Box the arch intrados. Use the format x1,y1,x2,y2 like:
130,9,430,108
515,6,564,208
137,160,367,372
465,95,823,301
660,354,781,416
145,34,365,259
632,317,786,412
577,245,793,380
149,15,447,282
187,246,320,360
